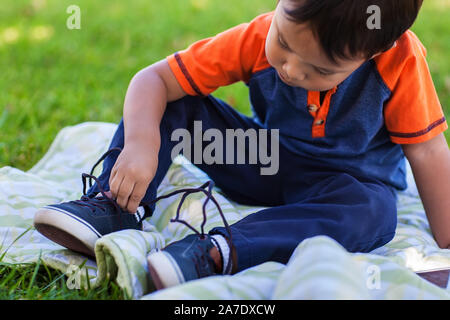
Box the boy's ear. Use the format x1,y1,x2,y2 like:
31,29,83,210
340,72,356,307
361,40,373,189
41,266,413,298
371,41,398,59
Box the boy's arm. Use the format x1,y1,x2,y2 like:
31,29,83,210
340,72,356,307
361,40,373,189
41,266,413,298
123,58,186,144
401,133,450,249
110,59,186,213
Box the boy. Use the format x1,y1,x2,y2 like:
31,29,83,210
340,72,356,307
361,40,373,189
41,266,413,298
34,0,450,290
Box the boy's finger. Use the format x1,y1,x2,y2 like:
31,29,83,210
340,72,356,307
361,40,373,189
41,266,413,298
126,182,147,214
116,176,134,210
109,173,123,201
103,191,113,199
109,168,117,191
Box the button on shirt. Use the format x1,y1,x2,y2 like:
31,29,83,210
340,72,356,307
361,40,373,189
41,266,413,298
308,104,318,112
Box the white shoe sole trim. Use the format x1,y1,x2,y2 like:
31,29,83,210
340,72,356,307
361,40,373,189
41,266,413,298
33,206,101,252
147,251,185,288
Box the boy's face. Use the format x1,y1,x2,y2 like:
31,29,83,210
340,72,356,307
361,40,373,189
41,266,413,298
265,0,367,92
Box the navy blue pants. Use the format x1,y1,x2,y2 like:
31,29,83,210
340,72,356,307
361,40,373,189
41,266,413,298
87,95,398,272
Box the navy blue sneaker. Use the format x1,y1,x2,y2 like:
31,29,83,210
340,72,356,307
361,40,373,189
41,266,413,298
146,180,236,290
147,234,218,289
33,148,147,258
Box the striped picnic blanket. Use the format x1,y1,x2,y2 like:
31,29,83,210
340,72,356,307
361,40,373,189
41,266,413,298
1,122,449,299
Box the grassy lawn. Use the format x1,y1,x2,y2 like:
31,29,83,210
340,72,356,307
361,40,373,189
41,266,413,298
0,260,127,299
0,0,448,299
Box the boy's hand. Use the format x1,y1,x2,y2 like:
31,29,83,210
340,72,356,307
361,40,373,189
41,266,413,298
108,143,158,214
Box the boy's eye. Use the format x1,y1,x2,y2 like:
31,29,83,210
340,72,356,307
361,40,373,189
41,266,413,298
278,36,288,49
316,68,334,76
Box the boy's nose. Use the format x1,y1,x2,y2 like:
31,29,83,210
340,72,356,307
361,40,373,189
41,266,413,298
296,72,306,81
282,64,306,81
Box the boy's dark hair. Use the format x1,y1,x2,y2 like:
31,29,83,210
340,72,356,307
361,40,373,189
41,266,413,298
282,0,424,63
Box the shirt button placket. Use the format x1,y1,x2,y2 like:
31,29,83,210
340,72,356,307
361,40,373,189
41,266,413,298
307,104,325,126
308,103,326,137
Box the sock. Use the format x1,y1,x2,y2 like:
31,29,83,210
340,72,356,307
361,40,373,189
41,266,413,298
211,234,231,274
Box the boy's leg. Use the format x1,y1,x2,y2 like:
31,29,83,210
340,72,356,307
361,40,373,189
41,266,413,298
87,94,284,214
210,168,398,273
142,106,398,286
145,155,398,288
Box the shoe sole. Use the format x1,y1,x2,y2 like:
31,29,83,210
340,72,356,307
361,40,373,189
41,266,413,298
147,251,185,290
33,206,101,258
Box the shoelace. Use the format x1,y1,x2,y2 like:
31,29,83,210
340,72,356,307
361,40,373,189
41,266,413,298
146,179,234,274
73,147,233,273
192,244,216,277
69,147,124,227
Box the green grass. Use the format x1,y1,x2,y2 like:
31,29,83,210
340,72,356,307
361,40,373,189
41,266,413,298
0,260,127,300
0,0,448,299
0,228,128,299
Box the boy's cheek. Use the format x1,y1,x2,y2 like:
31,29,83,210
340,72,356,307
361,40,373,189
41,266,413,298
265,44,281,71
265,34,279,67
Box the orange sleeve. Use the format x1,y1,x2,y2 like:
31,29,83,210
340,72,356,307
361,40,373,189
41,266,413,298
375,31,447,145
166,12,272,96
